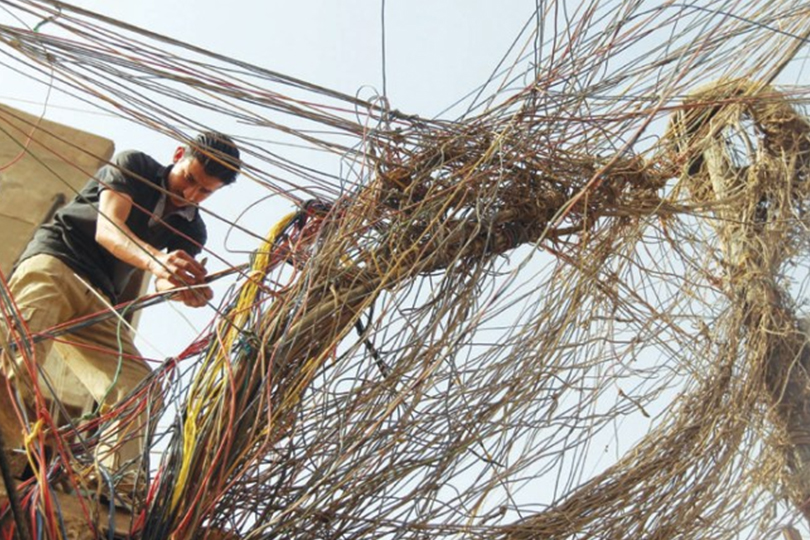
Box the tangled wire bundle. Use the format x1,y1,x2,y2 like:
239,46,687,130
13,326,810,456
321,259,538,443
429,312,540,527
0,1,808,539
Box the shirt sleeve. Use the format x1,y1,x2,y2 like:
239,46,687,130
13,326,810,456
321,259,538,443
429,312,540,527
95,150,157,203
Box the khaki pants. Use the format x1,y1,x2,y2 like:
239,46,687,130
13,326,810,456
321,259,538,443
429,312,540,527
2,254,153,483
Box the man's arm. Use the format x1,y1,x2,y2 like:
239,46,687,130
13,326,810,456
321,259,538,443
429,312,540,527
96,189,212,307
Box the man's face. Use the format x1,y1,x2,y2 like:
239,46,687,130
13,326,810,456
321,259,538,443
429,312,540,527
166,146,226,208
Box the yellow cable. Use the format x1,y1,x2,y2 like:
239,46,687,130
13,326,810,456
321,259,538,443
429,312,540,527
23,417,43,448
23,417,44,484
170,210,298,511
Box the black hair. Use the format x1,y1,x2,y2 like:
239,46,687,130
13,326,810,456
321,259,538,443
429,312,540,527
187,131,241,185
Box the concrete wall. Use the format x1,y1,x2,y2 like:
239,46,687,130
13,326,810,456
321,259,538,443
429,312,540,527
0,104,116,273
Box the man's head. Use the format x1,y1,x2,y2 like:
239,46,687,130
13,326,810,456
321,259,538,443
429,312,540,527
167,131,241,208
185,131,241,185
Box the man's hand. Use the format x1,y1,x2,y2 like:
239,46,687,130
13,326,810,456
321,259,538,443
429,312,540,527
154,275,213,308
151,251,211,308
150,250,207,288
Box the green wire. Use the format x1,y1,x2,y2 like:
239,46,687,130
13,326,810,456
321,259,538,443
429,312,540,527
32,7,62,33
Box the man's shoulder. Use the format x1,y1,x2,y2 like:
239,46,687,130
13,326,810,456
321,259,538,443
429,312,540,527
112,149,163,173
98,150,166,198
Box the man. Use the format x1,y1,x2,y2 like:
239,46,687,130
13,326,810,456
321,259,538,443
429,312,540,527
2,131,240,500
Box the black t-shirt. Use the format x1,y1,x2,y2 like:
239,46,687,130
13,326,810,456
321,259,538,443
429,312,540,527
17,150,207,302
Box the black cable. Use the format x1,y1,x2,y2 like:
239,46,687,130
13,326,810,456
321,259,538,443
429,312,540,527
0,428,30,540
353,317,389,378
